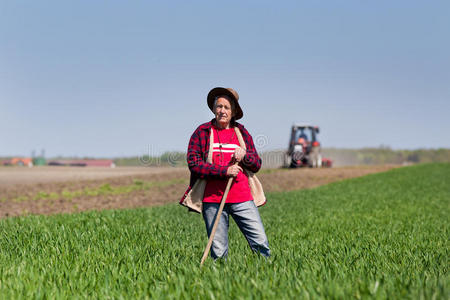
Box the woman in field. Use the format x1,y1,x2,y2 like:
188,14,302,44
180,87,270,260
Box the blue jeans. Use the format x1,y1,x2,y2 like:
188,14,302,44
202,200,270,259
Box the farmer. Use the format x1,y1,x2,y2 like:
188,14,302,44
182,87,270,259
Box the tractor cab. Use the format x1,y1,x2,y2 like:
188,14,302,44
285,124,331,168
289,124,320,153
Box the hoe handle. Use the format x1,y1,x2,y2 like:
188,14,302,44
200,164,237,266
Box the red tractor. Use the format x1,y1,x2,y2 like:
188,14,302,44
284,124,332,168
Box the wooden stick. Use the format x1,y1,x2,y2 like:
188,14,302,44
200,167,236,266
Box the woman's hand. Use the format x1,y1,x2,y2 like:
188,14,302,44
226,164,243,177
232,147,246,162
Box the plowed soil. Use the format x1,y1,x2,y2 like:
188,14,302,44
0,165,397,218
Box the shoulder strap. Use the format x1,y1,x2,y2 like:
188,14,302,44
207,129,214,164
234,127,246,151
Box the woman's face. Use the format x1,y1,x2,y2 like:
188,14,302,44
214,97,234,125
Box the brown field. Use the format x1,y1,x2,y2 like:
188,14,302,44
0,166,176,187
0,165,397,218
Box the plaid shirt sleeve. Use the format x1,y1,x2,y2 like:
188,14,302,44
187,126,228,178
240,126,262,173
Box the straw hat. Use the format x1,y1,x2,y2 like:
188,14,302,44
207,87,243,120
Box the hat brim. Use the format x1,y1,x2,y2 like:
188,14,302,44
207,87,243,120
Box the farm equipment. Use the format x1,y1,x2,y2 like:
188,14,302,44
47,159,116,167
284,124,332,168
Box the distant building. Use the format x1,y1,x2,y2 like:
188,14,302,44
2,158,34,167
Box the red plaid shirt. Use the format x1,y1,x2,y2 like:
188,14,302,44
181,119,262,203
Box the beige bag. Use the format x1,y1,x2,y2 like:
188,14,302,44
234,127,266,208
181,127,266,213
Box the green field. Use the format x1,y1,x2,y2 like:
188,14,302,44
1,163,448,299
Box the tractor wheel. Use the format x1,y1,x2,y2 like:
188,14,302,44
284,154,292,168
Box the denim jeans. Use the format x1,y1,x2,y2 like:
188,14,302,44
202,200,270,259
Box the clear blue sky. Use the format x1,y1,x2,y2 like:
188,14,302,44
1,1,449,157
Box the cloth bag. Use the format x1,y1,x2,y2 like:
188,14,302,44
181,127,266,213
